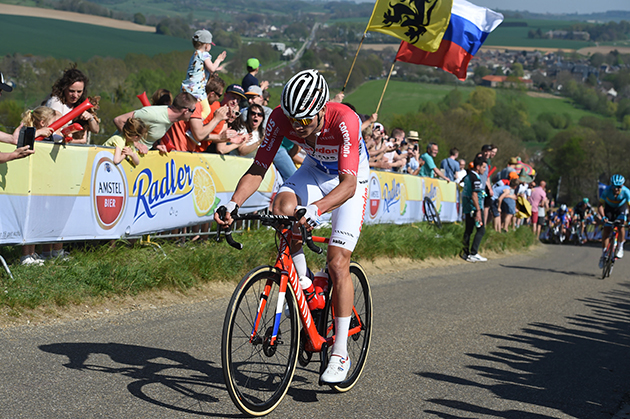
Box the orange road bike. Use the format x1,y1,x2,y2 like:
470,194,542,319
216,209,373,416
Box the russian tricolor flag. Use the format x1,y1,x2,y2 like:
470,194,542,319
395,0,503,80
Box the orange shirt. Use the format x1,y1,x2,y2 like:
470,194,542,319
195,101,224,153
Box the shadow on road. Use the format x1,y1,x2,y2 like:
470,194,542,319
417,282,630,418
38,342,239,417
498,263,598,278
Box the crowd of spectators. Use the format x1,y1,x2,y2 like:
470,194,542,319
0,28,574,267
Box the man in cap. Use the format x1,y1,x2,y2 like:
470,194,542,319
242,58,269,93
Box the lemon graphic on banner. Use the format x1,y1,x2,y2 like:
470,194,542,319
399,182,407,215
193,166,216,216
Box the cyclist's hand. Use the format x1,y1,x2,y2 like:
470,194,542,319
296,204,321,230
214,201,238,227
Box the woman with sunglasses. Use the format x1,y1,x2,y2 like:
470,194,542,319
215,69,370,385
598,174,630,268
216,104,266,158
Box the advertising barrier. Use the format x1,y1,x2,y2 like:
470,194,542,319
0,142,458,245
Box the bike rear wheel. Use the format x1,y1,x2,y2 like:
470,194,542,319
221,266,300,416
603,238,616,279
326,261,373,392
423,197,442,229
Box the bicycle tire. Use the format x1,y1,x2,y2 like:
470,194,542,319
221,266,300,417
326,261,373,393
603,237,615,279
423,197,442,229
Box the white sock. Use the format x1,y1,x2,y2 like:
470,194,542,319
292,249,307,278
331,316,351,359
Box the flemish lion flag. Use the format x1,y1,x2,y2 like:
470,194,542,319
367,0,453,53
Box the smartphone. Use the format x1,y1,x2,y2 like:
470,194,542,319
17,126,35,150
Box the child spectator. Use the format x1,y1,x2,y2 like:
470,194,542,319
14,109,51,265
104,118,146,166
151,88,173,106
241,58,269,92
181,30,226,119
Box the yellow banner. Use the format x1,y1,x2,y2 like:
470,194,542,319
367,0,453,53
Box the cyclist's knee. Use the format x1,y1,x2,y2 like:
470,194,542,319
327,247,351,278
272,192,298,216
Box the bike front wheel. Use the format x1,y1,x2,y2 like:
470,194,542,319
326,261,373,392
221,266,300,417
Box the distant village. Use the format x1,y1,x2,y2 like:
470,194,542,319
470,47,626,101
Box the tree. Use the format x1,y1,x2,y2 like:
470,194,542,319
468,86,496,112
511,63,524,78
133,13,146,25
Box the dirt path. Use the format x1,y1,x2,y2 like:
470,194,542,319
0,4,154,32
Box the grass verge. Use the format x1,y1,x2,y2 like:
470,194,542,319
0,222,536,317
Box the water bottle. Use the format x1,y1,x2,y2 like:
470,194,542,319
299,274,324,311
313,269,329,305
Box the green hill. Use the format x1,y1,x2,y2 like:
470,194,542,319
0,14,191,60
343,79,603,126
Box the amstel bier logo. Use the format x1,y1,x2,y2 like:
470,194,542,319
92,156,127,230
368,173,381,219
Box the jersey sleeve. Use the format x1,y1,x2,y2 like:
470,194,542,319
333,106,361,177
253,107,285,171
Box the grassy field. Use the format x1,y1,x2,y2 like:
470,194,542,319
343,79,604,126
0,14,191,60
484,19,594,50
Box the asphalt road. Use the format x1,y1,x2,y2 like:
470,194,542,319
1,243,630,418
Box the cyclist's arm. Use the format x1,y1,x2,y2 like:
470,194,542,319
312,173,357,214
597,202,606,219
231,164,267,207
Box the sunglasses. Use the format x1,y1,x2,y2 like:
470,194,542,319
187,107,196,113
250,111,264,117
288,116,313,126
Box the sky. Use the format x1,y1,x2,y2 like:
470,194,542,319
356,0,630,15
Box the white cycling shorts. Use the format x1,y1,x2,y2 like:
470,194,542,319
278,157,369,252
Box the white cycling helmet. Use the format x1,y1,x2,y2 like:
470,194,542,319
560,204,567,212
281,69,329,120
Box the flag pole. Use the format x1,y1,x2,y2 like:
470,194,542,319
342,33,366,93
375,60,395,115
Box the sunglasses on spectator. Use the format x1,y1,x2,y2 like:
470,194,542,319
186,107,196,113
288,116,313,126
250,111,264,117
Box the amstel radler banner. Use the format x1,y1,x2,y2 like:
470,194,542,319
0,142,458,245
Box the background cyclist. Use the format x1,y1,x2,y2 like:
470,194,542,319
214,69,370,384
597,174,630,268
553,204,570,242
572,198,592,243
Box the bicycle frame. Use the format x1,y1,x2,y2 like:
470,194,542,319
250,226,364,354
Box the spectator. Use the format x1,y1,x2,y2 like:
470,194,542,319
479,146,494,226
217,103,265,158
103,118,145,165
461,154,488,262
151,88,172,106
501,178,520,232
440,147,459,181
13,107,57,142
113,92,199,154
404,142,421,175
45,65,99,144
454,158,467,186
419,142,450,182
241,85,272,125
490,172,518,232
498,157,519,180
242,58,269,92
383,128,407,172
161,75,234,152
529,180,548,239
181,30,226,118
368,123,394,170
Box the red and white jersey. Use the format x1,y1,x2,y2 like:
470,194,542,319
254,102,369,176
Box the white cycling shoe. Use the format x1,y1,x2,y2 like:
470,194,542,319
320,355,350,384
616,246,624,259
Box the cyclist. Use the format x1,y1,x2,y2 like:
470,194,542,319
553,204,570,242
214,69,369,384
598,174,630,268
572,198,592,243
